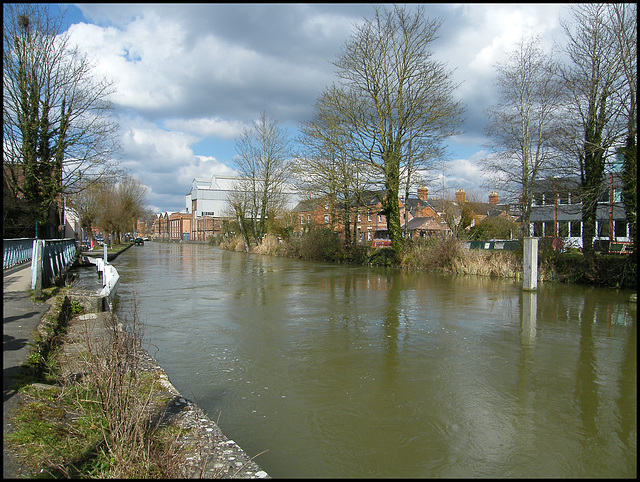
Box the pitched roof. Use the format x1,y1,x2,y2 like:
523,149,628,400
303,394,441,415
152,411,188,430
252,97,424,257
404,216,449,231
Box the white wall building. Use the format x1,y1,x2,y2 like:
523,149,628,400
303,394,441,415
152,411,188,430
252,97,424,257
187,175,300,218
188,175,239,218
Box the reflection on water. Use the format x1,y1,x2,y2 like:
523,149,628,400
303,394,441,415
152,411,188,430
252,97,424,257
112,242,637,478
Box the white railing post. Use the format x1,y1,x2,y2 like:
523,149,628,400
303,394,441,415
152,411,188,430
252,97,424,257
523,237,538,291
31,239,45,297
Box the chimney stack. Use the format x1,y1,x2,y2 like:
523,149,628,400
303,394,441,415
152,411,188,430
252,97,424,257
417,186,428,202
455,188,466,204
489,191,499,204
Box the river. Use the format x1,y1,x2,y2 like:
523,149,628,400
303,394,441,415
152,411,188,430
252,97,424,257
99,241,636,478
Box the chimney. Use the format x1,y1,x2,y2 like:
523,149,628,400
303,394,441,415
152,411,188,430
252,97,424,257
489,191,499,204
417,186,428,202
455,188,466,204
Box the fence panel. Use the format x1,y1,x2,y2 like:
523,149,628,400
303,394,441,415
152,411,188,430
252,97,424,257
41,239,77,287
3,238,35,269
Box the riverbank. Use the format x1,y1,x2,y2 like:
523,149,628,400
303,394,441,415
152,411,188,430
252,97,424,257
3,271,268,478
214,232,637,290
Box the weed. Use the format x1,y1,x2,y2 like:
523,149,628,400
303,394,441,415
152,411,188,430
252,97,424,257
70,299,84,316
5,293,206,478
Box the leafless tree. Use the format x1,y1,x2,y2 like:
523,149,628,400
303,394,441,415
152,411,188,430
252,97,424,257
3,4,120,237
607,3,637,251
558,3,628,257
234,112,292,244
324,4,464,257
295,89,372,246
114,176,149,241
68,174,147,244
482,36,566,235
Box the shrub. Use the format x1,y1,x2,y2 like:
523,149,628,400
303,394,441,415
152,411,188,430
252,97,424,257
400,236,464,271
468,215,519,240
368,247,396,267
297,227,346,262
253,234,280,255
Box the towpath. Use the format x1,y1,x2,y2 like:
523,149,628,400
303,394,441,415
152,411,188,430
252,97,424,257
3,263,50,478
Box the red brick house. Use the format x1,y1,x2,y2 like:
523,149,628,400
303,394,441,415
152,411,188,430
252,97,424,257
292,186,517,243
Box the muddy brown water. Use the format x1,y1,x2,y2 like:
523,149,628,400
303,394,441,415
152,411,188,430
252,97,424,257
89,241,637,478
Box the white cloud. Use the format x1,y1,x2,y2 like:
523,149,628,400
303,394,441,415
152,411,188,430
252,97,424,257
120,121,198,173
61,4,571,213
177,155,237,185
163,118,247,141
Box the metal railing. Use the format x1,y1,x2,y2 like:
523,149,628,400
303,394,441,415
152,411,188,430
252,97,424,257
39,239,77,288
3,238,36,269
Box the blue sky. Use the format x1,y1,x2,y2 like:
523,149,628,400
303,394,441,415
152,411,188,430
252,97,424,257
53,3,570,213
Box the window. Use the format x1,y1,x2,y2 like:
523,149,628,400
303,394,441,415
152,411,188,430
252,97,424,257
325,201,329,210
300,215,304,225
533,222,543,237
614,189,622,202
368,211,372,222
558,221,569,237
308,214,311,223
614,221,627,238
357,214,361,222
324,214,330,224
570,221,581,237
597,221,610,238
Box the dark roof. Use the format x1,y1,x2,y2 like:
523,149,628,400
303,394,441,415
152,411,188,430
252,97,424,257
529,203,628,222
292,199,322,212
404,216,449,231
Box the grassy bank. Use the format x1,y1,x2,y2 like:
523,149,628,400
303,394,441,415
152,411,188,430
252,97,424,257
5,289,203,478
214,231,637,290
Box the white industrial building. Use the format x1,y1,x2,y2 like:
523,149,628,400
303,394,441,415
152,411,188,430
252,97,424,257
187,175,300,216
186,175,240,218
183,175,300,240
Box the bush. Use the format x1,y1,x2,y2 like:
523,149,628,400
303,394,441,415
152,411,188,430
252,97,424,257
297,227,346,262
468,216,519,240
253,234,280,255
400,236,464,271
368,247,396,267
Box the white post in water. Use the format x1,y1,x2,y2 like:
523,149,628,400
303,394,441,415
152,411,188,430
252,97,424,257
103,243,108,265
523,237,538,291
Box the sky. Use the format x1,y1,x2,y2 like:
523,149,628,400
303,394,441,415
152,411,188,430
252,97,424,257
56,3,571,214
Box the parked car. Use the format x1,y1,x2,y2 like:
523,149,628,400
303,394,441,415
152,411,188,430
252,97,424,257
134,237,144,245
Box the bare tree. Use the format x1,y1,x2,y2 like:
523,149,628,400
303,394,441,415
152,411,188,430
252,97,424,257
234,112,292,244
114,176,149,241
295,89,372,246
559,3,628,258
608,3,637,251
65,179,104,245
69,174,147,245
3,4,120,237
225,188,252,252
326,5,464,257
482,36,565,235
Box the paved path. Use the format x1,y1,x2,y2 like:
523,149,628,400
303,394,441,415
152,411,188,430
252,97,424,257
3,263,51,478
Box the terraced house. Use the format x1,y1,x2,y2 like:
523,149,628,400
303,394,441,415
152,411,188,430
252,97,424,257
527,174,633,252
292,186,516,243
